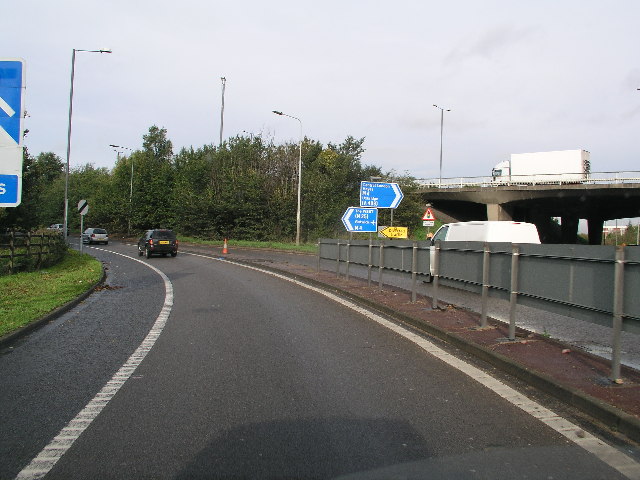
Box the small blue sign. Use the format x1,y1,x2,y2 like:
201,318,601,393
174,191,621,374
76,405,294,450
0,174,20,206
0,59,24,146
360,181,404,209
342,207,378,232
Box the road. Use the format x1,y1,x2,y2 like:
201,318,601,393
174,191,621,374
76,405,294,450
1,240,638,479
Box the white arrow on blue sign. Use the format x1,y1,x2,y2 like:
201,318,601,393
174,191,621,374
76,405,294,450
0,59,25,146
359,181,404,209
342,207,378,233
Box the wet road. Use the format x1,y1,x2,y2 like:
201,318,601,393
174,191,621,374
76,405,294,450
0,241,637,479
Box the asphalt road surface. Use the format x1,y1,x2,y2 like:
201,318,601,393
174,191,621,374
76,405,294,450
1,241,638,479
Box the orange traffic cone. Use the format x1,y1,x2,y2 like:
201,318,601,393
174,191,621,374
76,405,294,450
222,238,228,254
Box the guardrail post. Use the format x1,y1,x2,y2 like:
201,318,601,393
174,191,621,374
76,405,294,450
336,241,341,278
411,242,418,302
345,239,351,281
481,243,490,328
367,238,373,287
432,241,441,309
610,246,625,381
9,231,15,274
378,242,384,291
508,245,520,340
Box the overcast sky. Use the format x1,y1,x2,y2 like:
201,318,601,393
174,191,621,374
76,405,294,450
4,0,640,183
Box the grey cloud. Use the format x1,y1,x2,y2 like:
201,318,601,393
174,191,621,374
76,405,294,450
444,25,538,65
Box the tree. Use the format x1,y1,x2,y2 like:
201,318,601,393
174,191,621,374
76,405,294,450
143,125,173,163
0,149,64,230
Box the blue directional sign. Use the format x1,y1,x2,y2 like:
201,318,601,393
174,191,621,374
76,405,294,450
0,59,25,207
360,181,404,209
0,174,19,206
0,59,25,146
341,207,378,233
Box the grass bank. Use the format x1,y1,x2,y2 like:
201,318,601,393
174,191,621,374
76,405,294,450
0,250,103,337
178,236,318,254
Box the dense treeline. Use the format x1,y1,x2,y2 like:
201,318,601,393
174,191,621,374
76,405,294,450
0,126,426,242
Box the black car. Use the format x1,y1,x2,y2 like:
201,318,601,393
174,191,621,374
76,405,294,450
137,229,178,258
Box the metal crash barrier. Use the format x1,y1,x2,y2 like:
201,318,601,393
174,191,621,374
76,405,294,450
318,238,639,380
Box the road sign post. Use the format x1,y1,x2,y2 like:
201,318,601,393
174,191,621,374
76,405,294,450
78,199,89,252
0,58,26,207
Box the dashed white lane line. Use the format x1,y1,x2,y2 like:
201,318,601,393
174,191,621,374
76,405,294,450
184,251,640,480
15,251,173,480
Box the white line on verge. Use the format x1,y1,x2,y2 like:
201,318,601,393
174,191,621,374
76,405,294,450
184,251,640,480
15,250,173,480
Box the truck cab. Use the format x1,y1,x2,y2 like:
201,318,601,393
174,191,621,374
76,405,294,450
491,161,510,181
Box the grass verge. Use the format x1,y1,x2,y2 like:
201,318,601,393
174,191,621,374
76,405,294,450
178,236,318,254
0,250,103,337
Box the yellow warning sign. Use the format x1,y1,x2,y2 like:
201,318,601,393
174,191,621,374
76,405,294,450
379,226,408,239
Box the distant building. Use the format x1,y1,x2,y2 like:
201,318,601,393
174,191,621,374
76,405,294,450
603,225,628,235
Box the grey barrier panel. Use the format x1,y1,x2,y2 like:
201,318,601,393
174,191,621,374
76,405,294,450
439,241,484,284
318,238,639,334
487,243,515,293
319,240,338,261
518,244,615,314
625,247,640,324
416,246,430,275
348,242,370,265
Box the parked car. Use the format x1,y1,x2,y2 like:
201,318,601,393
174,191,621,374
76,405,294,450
82,228,109,245
47,224,65,232
137,229,178,258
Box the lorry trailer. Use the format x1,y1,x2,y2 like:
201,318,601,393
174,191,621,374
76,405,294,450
491,149,590,184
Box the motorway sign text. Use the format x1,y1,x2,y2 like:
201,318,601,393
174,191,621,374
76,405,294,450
360,181,404,209
341,207,378,232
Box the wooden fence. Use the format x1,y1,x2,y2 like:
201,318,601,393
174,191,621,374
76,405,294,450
0,231,67,275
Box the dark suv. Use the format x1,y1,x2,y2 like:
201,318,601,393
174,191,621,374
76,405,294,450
138,229,178,258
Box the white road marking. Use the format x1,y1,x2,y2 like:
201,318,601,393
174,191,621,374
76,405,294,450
15,250,173,480
184,251,640,480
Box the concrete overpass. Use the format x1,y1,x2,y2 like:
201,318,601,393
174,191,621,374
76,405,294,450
416,178,640,244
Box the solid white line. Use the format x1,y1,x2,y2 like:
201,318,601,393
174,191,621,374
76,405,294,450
15,250,173,480
184,251,640,479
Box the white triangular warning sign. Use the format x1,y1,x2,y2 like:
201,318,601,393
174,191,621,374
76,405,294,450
422,208,436,221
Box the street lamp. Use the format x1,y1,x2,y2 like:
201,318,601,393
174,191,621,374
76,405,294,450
63,48,112,242
110,144,133,234
273,110,302,245
433,104,451,187
219,77,226,145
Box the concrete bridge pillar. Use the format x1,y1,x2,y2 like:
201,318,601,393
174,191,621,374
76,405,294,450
587,217,604,245
487,204,513,221
560,216,579,244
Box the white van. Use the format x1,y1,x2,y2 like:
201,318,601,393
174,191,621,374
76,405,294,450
431,221,540,244
428,221,540,278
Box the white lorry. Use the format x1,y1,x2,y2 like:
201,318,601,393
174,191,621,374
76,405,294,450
491,149,590,184
428,221,540,278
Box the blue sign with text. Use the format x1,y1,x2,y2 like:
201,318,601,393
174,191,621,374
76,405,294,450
360,181,404,209
341,207,378,232
0,175,19,205
0,59,24,146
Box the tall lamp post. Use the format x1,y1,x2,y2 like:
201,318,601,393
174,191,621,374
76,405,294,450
63,48,112,242
272,110,302,245
109,144,133,234
433,104,451,187
219,77,226,145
